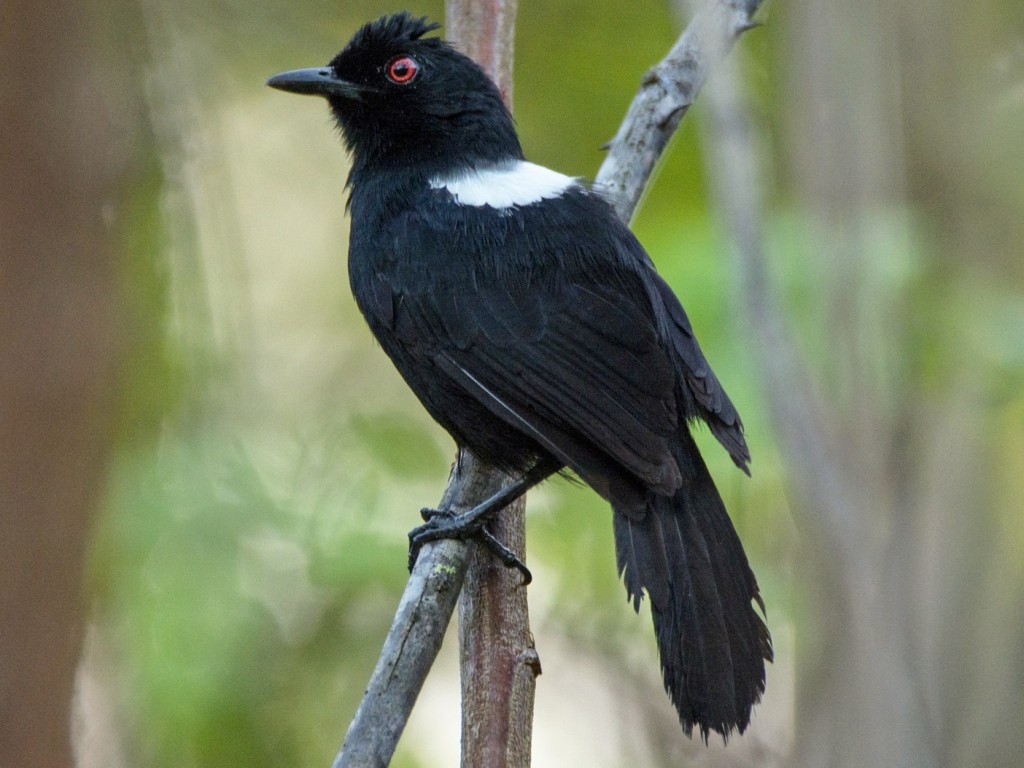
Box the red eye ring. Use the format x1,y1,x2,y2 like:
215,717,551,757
386,55,419,85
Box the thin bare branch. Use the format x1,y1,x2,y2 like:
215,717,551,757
596,0,765,223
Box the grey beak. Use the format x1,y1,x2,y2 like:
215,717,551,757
266,67,363,100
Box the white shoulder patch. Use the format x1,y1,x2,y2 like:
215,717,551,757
429,161,577,208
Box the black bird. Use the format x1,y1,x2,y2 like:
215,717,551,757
268,12,771,740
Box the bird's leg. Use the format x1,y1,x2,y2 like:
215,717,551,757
407,459,558,582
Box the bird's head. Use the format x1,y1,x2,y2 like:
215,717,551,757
267,12,523,176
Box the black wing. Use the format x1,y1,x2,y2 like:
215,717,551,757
352,188,748,497
439,279,683,491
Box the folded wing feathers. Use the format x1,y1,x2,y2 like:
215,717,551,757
649,276,751,472
433,284,683,491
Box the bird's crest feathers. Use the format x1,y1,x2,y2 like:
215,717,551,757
346,12,441,53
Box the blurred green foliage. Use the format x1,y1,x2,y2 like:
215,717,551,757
83,1,1024,767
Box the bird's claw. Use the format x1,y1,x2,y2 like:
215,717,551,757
477,527,532,585
419,506,452,523
407,510,532,584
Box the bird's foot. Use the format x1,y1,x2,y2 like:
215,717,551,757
408,507,532,585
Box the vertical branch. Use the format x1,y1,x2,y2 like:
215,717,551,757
443,4,539,767
445,0,518,102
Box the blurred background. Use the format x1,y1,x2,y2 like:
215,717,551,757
3,0,1022,766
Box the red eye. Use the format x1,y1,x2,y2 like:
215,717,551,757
386,55,419,85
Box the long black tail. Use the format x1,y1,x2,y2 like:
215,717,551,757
613,432,772,741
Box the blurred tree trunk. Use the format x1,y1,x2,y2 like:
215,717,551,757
780,2,1022,765
0,2,135,766
693,0,1024,766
